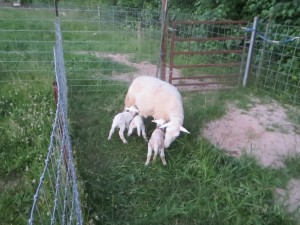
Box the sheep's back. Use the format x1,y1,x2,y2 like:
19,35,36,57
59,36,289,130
125,76,183,121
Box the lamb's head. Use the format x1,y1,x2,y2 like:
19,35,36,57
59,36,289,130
160,122,190,148
124,106,139,115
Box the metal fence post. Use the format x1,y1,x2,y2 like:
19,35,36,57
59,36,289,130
243,16,258,87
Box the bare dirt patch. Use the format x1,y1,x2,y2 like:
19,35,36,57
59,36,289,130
203,100,300,168
203,99,300,214
275,179,300,214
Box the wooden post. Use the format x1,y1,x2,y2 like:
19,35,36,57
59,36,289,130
159,0,168,81
53,81,58,106
55,0,59,17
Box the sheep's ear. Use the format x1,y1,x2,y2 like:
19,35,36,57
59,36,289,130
159,122,171,129
180,126,190,134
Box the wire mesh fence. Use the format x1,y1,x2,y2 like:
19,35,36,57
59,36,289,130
57,7,161,93
1,6,299,102
28,18,83,225
250,21,300,104
0,7,55,81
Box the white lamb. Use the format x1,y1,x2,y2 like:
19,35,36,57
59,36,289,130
145,120,167,166
127,115,148,141
125,76,190,148
108,106,139,144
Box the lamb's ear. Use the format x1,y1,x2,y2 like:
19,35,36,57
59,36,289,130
152,119,165,125
159,122,171,129
125,107,139,113
134,105,139,112
132,108,139,113
180,126,190,134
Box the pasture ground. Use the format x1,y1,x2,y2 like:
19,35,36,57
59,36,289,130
69,53,300,224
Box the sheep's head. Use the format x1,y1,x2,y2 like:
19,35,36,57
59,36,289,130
160,122,190,148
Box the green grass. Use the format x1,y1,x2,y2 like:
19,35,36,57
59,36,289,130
0,7,57,224
1,5,300,225
69,85,298,225
0,81,55,224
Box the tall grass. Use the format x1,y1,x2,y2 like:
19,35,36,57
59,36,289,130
0,81,55,224
0,7,56,224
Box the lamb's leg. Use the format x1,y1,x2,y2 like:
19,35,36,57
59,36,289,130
145,144,152,165
136,126,141,137
127,125,133,137
160,148,167,165
118,125,128,144
153,145,158,162
108,123,117,140
141,126,148,141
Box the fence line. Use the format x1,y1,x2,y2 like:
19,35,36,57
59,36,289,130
28,18,83,225
250,21,300,104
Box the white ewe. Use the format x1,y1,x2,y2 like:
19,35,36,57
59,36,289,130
125,76,190,148
108,106,139,144
127,115,148,141
145,120,167,165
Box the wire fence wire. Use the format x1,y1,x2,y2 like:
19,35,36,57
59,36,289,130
57,7,161,93
250,22,300,104
0,8,55,82
28,18,83,225
1,6,299,105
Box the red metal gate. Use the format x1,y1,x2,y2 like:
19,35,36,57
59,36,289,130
169,20,248,90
